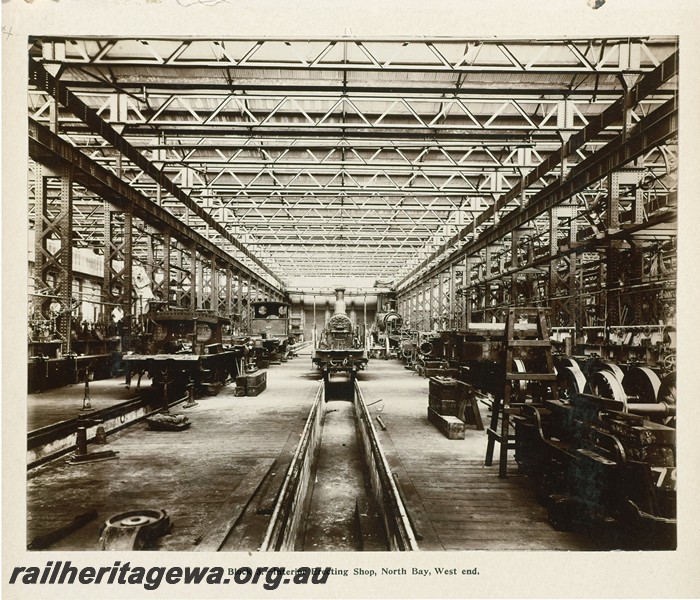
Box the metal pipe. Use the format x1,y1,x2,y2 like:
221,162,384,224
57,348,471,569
334,288,346,315
627,402,675,417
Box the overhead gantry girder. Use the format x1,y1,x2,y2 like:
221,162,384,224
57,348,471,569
396,97,677,295
396,50,678,289
29,90,672,140
28,119,284,301
32,36,673,74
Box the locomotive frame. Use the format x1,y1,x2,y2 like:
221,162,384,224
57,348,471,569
122,305,244,402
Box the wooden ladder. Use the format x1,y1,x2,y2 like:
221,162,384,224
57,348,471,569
485,307,558,478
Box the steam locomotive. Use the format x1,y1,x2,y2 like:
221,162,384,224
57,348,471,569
249,301,295,366
312,289,368,392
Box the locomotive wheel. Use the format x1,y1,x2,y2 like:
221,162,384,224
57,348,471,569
554,356,578,370
512,358,528,399
584,370,627,405
657,371,677,405
557,364,587,400
594,360,625,383
621,366,662,404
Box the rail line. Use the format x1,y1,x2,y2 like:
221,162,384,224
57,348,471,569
29,372,419,552
259,380,418,551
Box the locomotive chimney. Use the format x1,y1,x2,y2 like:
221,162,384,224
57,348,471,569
334,288,346,315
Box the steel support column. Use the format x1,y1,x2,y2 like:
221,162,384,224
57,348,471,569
33,164,74,353
103,204,133,351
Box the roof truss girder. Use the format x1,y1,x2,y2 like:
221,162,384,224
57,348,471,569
36,37,672,73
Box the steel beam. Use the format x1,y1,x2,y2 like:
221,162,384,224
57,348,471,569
28,118,283,294
33,36,674,74
397,97,677,294
397,51,678,289
29,58,283,288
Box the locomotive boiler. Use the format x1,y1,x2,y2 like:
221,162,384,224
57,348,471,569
371,307,406,359
312,289,368,398
375,309,404,336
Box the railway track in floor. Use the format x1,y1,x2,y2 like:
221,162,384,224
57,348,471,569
190,380,419,553
29,375,419,552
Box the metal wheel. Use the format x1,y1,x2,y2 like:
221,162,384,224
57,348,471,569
512,358,528,399
594,360,625,383
558,364,587,400
662,354,676,371
419,341,434,356
99,509,171,551
584,370,627,405
657,371,676,405
622,366,662,404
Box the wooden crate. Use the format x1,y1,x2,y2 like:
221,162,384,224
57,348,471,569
428,407,466,440
428,395,458,416
429,376,460,399
246,381,267,397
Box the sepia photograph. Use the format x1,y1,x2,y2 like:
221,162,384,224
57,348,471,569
3,1,700,598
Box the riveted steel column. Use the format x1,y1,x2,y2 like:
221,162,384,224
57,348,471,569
33,164,74,354
213,255,220,312
245,274,252,333
190,244,198,310
160,231,170,305
485,245,493,322
421,281,428,330
225,268,233,318
549,207,560,304
236,271,243,334
103,203,132,351
449,263,456,329
429,276,436,330
463,255,470,327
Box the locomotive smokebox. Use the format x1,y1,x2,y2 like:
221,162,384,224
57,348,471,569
334,288,347,315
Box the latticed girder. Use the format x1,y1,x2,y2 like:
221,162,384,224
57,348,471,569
32,164,73,350
33,36,673,73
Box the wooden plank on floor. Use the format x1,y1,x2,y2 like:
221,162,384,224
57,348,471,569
376,428,444,550
255,403,314,515
193,460,273,552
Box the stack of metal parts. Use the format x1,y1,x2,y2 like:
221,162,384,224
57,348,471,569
513,393,676,549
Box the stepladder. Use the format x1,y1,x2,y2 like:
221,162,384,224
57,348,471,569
485,307,559,477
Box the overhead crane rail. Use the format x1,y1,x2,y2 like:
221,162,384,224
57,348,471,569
29,58,284,290
397,50,679,291
28,119,283,296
